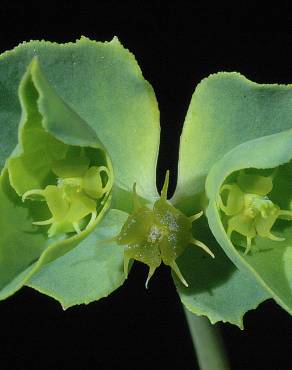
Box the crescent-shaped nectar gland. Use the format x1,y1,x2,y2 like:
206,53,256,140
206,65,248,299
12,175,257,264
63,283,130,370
116,171,214,288
22,153,113,237
218,170,292,254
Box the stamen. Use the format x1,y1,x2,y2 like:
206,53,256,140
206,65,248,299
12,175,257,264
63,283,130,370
86,211,97,229
189,210,203,223
278,210,292,220
171,261,188,287
161,170,170,200
73,222,81,234
267,233,285,242
22,189,44,202
145,266,157,289
33,218,54,226
244,237,252,255
191,238,215,258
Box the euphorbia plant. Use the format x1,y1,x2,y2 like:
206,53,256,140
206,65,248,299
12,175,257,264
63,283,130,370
0,37,291,369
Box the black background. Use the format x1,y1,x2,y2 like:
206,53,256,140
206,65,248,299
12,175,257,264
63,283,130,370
0,2,292,370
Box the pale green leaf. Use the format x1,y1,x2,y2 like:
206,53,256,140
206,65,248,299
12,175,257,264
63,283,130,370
206,128,292,315
0,57,111,300
0,37,160,202
28,210,128,309
173,73,292,209
173,217,269,328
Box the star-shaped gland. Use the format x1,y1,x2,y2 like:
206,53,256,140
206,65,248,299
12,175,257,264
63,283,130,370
116,172,214,288
22,155,112,237
219,171,292,254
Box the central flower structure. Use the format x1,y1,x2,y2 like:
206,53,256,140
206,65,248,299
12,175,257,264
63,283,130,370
117,172,214,287
219,171,292,254
22,152,112,237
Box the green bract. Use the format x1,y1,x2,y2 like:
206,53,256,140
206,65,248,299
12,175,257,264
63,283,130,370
206,129,292,316
0,54,114,300
10,58,113,237
0,37,160,305
0,38,291,328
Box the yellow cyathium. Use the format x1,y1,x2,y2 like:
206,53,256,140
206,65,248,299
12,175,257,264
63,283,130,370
219,170,292,254
116,171,214,288
22,154,112,237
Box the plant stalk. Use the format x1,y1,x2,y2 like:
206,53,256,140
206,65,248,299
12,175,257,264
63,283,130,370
183,307,230,370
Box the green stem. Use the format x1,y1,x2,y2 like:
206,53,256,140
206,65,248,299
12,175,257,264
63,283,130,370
183,307,230,370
